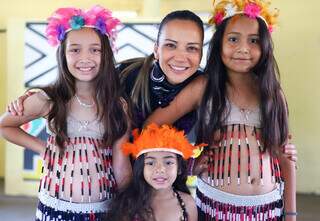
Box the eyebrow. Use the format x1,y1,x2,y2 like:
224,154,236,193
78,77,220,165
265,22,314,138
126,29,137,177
227,32,259,37
68,43,101,47
164,38,201,45
144,155,176,160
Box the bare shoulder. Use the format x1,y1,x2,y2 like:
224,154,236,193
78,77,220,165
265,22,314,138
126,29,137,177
178,191,197,220
178,191,196,207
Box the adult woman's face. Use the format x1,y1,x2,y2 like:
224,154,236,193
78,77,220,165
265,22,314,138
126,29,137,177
154,19,203,85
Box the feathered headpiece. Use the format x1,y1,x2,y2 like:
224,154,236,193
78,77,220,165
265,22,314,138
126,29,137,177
45,5,121,48
208,0,279,33
122,124,207,159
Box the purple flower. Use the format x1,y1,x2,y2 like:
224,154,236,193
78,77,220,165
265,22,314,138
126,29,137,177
95,17,106,34
57,25,66,41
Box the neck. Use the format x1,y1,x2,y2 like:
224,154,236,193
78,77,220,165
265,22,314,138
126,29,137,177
151,187,175,200
227,71,257,93
75,81,95,98
227,71,259,107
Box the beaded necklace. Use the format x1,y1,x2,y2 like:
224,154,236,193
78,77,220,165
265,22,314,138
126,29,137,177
173,189,188,221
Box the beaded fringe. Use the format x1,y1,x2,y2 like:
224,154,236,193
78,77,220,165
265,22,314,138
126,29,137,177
196,189,283,221
36,200,106,221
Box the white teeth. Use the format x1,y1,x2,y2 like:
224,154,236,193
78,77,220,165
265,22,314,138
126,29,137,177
170,65,187,71
78,67,93,72
154,178,166,182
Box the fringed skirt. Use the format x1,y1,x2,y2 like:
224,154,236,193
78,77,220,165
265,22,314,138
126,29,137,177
35,192,110,221
196,178,284,221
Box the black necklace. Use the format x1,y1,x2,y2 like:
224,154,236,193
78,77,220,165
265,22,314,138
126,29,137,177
173,189,188,221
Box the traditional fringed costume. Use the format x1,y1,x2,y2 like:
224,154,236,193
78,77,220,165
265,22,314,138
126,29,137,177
36,116,116,221
35,5,121,221
195,1,285,220
196,100,284,221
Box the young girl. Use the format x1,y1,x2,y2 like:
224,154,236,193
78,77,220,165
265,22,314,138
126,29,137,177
0,6,132,221
8,10,205,135
106,123,206,221
147,0,297,220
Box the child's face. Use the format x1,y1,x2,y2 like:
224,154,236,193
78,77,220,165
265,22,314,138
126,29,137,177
154,19,203,85
65,28,101,83
221,16,261,75
143,151,178,190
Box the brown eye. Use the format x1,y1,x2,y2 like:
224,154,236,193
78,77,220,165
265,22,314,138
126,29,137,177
164,43,176,49
69,48,80,53
91,48,101,54
145,161,154,166
228,36,238,43
187,46,199,52
250,38,259,44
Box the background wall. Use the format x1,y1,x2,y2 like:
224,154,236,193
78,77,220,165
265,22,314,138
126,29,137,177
0,0,319,195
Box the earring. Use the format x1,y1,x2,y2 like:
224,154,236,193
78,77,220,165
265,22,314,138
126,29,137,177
150,66,165,82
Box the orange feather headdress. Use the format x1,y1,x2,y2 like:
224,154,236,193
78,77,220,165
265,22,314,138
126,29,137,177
122,124,207,159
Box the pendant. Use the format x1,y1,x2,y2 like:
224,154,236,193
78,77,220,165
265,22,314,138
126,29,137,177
79,120,89,131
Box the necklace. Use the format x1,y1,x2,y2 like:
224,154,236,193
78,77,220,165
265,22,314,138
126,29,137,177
173,189,188,221
75,94,94,108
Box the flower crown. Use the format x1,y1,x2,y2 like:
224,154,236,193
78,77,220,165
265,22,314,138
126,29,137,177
208,0,279,33
45,5,121,48
122,124,207,159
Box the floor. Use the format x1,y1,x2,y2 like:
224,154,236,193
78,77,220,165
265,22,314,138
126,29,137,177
0,179,319,220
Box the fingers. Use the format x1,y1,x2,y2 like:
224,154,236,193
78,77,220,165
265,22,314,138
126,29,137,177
7,101,18,115
193,153,209,176
282,143,298,163
9,93,30,116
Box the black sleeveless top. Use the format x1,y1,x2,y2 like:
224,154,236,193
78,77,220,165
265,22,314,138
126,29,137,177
119,61,202,134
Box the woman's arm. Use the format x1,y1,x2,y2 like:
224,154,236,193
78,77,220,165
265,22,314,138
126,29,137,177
278,149,297,221
0,92,50,154
144,75,207,126
112,98,133,190
112,130,132,190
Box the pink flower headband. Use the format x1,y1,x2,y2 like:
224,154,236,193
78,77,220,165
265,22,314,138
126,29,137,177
208,0,279,33
45,5,121,48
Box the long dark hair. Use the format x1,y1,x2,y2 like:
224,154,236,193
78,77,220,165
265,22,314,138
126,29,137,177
119,10,204,116
106,154,189,221
41,29,130,150
197,16,288,152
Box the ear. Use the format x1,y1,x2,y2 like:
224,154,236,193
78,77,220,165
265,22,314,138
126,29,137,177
153,43,159,60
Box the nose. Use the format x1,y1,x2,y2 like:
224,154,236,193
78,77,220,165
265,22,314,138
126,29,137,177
155,162,165,174
78,52,93,65
78,59,92,65
78,49,93,61
237,41,249,54
173,48,188,62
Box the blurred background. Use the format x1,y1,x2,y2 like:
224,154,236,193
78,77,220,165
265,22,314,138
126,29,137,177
0,0,319,220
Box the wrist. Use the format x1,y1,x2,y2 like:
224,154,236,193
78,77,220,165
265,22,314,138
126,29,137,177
283,211,297,218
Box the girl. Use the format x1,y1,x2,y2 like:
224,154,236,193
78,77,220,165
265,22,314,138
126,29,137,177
106,123,206,221
0,6,132,221
9,10,205,135
147,0,296,220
